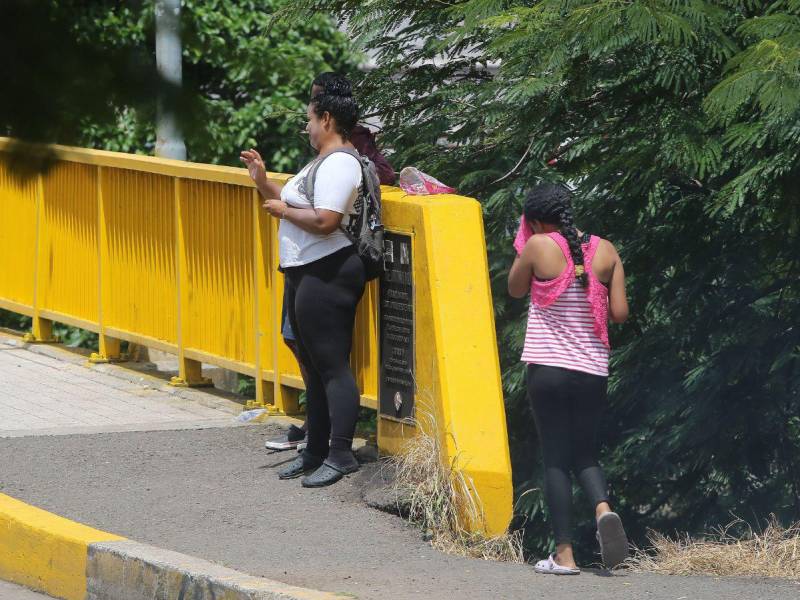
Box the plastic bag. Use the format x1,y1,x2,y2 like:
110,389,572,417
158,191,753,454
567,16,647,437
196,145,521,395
236,408,267,423
398,167,456,195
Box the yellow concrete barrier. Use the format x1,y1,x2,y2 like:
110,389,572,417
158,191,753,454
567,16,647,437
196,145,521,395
0,493,123,600
0,139,512,535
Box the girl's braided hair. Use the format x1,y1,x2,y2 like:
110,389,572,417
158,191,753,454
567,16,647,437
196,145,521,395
523,183,587,287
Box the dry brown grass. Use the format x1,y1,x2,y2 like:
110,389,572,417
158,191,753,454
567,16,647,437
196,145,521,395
629,516,800,579
387,411,524,563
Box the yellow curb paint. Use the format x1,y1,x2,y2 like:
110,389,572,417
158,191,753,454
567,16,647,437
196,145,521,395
0,493,124,600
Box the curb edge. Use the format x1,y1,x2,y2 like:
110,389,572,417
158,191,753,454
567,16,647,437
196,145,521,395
0,493,351,600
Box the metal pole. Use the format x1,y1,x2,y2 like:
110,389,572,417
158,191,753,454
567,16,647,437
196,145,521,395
155,0,187,160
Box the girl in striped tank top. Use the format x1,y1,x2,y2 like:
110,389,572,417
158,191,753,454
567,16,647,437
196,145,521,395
508,184,630,575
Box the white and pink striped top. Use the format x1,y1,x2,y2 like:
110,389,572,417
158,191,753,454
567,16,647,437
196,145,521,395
521,279,609,376
520,232,610,377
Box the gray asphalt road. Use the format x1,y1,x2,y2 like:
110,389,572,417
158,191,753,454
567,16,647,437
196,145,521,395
2,426,798,600
0,580,54,599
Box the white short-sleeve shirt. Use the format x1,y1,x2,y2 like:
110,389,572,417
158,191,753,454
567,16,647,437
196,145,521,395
278,152,362,268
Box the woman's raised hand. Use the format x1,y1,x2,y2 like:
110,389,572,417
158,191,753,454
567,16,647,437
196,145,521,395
240,148,268,186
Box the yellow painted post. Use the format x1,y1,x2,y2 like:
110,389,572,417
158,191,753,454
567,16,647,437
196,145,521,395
249,191,299,414
89,166,123,363
250,190,272,409
24,173,56,344
376,192,514,537
170,177,212,388
251,190,266,408
270,213,301,416
425,199,512,536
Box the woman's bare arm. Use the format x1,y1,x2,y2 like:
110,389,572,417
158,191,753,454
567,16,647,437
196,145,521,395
280,203,343,236
508,246,535,298
607,244,629,323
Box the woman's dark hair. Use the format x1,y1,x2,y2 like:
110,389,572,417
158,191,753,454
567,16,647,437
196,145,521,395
309,72,358,141
311,72,352,97
523,183,587,287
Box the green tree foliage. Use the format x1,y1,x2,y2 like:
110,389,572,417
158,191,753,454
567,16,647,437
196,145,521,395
1,0,357,340
292,0,800,557
0,0,159,144
0,311,30,331
1,1,357,171
75,0,358,170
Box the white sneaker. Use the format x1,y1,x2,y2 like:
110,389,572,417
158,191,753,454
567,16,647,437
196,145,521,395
534,554,580,575
264,424,307,451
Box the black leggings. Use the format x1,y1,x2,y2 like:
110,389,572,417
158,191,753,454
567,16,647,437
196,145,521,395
284,246,365,463
527,363,610,545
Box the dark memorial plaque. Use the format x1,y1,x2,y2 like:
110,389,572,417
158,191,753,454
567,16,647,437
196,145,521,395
379,232,415,421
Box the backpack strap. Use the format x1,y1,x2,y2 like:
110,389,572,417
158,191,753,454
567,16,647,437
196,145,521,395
303,147,366,208
302,147,381,241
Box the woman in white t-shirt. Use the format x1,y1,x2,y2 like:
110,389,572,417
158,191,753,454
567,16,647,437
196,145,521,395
240,75,367,488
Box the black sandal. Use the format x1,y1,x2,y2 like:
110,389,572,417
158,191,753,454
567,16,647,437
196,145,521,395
277,453,323,480
301,460,359,488
597,512,629,569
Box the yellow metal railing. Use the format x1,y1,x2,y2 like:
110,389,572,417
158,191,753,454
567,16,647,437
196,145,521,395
0,139,513,535
0,140,377,413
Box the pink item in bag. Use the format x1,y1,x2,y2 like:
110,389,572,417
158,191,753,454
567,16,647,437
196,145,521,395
398,167,456,195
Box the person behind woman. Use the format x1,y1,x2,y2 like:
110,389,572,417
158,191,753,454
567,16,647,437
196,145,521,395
507,183,630,574
311,72,396,186
241,74,367,487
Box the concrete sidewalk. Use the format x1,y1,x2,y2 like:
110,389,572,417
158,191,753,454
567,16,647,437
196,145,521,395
0,333,242,436
0,334,798,599
0,579,53,599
